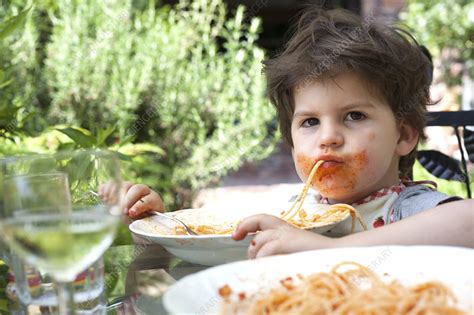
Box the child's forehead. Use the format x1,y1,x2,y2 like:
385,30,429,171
293,71,388,108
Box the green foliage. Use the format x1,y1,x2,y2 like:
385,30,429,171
0,3,31,40
57,127,98,149
400,0,474,84
0,3,35,140
0,259,9,314
56,126,131,151
43,0,277,204
1,0,278,208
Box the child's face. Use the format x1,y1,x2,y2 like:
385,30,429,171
291,72,407,204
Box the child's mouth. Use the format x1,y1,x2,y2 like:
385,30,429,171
320,160,343,169
317,155,344,169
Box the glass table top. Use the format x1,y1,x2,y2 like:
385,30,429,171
3,244,211,314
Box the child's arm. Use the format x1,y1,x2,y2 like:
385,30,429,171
232,199,474,259
338,199,473,247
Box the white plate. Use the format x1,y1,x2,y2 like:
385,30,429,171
129,198,350,266
163,246,474,314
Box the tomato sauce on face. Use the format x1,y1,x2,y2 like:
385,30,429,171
296,151,368,197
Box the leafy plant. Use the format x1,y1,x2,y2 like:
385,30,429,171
0,3,35,140
0,3,31,40
400,0,474,85
1,0,279,209
0,0,31,302
56,126,134,153
41,0,278,208
0,258,9,314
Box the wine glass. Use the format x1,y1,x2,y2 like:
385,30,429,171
0,150,122,314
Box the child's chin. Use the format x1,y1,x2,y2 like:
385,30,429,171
318,189,357,204
315,184,354,198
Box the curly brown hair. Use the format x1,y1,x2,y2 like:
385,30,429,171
264,8,433,177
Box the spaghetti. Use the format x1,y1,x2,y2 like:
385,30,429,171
281,160,367,232
219,262,466,314
171,160,367,235
173,224,236,235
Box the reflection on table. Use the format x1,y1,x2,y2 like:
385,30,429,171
4,244,210,314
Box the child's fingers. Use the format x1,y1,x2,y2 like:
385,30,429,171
98,184,106,197
247,230,278,259
232,214,285,241
99,180,132,197
98,182,113,201
128,199,150,219
118,182,135,213
148,191,165,213
121,181,134,193
125,184,151,210
129,208,153,220
255,240,282,259
128,192,165,218
98,181,123,203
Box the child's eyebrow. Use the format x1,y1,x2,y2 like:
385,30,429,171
340,101,377,111
293,101,377,118
293,110,316,118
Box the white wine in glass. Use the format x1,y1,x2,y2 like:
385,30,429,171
0,150,123,314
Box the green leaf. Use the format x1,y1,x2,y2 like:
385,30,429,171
57,141,77,151
117,133,135,147
28,156,57,174
18,110,36,125
0,79,13,89
74,154,94,179
0,5,33,40
119,143,166,156
57,127,96,148
115,152,132,161
97,126,116,147
0,71,12,89
0,105,20,120
0,300,9,312
0,261,8,274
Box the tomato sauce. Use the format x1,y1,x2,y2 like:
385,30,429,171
296,151,368,197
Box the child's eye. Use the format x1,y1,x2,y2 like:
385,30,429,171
346,111,366,121
302,118,319,127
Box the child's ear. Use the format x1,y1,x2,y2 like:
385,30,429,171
396,122,419,156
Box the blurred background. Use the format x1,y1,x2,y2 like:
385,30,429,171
0,0,472,233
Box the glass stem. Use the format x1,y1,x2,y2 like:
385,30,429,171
56,281,76,315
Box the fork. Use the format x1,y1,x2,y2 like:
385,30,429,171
90,190,198,236
151,211,198,236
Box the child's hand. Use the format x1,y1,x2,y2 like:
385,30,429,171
232,214,333,259
99,181,165,220
122,182,165,219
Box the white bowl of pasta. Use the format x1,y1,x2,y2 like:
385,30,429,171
129,197,352,266
163,246,473,314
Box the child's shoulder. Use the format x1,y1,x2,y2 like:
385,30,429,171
391,184,462,222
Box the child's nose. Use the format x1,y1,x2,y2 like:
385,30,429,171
318,124,343,149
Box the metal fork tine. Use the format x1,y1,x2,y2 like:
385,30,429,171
151,211,198,236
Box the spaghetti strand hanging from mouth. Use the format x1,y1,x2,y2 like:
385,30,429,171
280,160,367,233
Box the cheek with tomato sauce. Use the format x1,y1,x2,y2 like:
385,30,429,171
295,152,369,196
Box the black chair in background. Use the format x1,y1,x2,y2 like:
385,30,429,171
416,110,474,198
